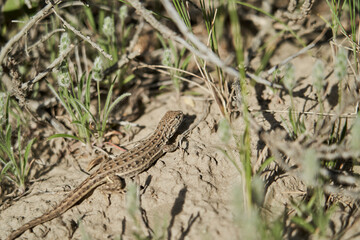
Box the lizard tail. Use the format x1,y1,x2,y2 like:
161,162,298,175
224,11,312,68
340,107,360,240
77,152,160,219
6,206,64,240
7,176,103,240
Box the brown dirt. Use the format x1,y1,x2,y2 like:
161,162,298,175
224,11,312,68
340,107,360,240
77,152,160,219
1,94,241,239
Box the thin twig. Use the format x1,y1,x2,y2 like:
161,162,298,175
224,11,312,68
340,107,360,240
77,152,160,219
127,0,238,78
324,185,360,200
134,64,205,82
52,8,112,60
267,43,315,75
21,43,76,91
103,51,140,77
246,72,282,88
128,17,144,52
134,63,211,93
28,28,66,51
248,108,358,118
160,0,239,78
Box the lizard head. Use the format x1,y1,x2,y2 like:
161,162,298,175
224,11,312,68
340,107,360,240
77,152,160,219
158,110,184,139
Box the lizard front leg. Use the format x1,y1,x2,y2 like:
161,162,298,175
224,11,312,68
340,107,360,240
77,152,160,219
161,142,179,153
101,174,126,193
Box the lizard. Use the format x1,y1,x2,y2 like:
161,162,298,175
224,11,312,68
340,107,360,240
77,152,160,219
7,110,184,240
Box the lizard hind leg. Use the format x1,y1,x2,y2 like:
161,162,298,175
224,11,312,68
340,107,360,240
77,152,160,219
87,154,108,172
100,174,127,194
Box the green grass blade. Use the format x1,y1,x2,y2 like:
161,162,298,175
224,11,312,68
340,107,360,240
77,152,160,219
4,93,10,127
23,137,36,177
48,133,84,142
339,119,348,143
102,93,131,132
256,156,275,175
291,216,315,233
5,124,12,149
180,53,192,70
0,141,12,161
5,124,15,161
173,0,191,29
72,120,83,126
1,161,14,179
73,98,97,124
104,92,131,120
84,6,96,31
47,83,73,117
68,97,83,119
0,155,7,165
102,78,116,120
77,72,85,101
123,74,135,85
17,125,23,177
85,72,92,109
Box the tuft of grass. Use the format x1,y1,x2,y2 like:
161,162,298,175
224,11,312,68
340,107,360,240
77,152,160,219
290,187,337,238
47,68,130,144
0,93,36,194
47,33,130,144
232,181,284,240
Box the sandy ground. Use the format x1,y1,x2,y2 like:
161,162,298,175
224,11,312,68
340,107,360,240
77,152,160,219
1,94,242,239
